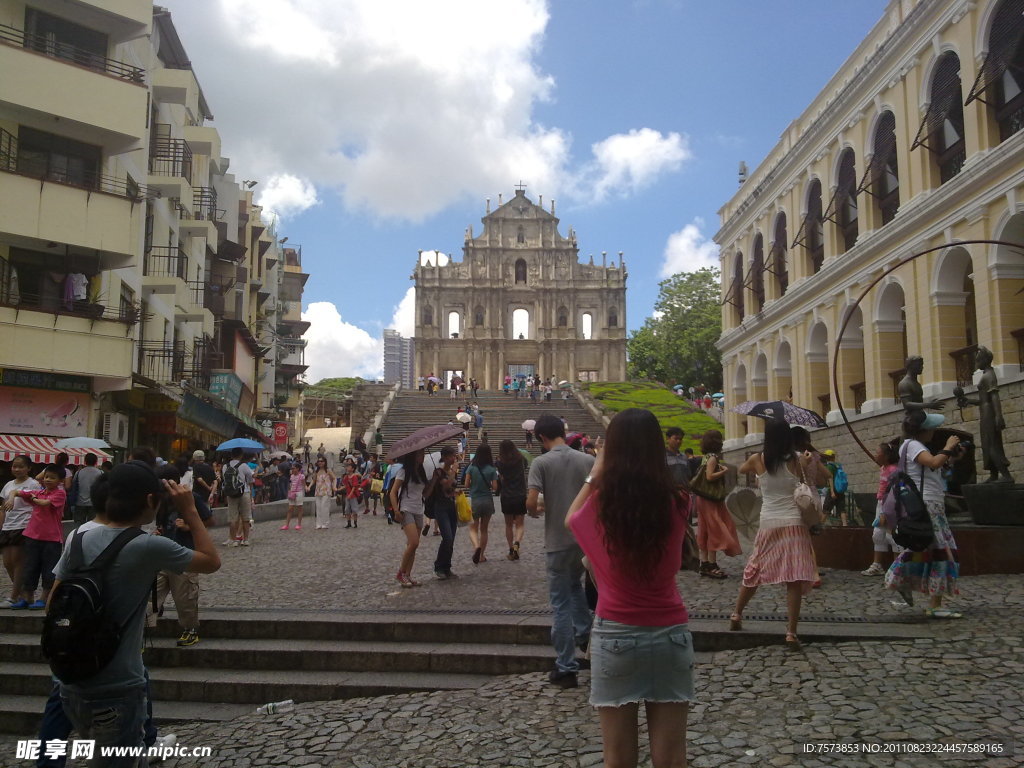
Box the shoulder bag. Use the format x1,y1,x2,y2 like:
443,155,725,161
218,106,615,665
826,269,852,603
689,455,726,502
794,461,823,529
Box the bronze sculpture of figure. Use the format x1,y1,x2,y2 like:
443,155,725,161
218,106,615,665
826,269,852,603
898,355,945,414
954,346,1014,483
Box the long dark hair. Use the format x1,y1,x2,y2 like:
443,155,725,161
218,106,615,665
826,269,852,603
399,451,427,485
593,408,680,582
471,443,494,469
762,420,794,474
790,426,817,453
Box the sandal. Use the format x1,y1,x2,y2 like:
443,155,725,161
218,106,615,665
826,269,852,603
472,547,481,565
785,633,802,650
925,608,963,619
729,614,742,632
705,564,727,580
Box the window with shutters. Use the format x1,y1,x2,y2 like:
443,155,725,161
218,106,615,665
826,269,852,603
793,180,825,275
912,52,965,184
965,0,1024,142
771,215,788,296
823,150,858,253
748,235,765,313
857,111,900,226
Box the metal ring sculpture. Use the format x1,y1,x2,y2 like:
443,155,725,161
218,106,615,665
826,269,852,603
831,239,1024,460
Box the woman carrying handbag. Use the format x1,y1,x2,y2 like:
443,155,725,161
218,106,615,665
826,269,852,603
690,430,741,579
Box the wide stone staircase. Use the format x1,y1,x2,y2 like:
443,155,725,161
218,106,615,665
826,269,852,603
378,388,606,459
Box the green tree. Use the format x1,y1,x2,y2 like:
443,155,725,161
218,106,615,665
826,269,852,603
312,377,363,393
627,267,723,391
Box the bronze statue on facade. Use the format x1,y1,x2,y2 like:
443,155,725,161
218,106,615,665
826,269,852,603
898,355,944,415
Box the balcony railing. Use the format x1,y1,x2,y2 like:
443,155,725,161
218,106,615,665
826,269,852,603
0,127,142,200
191,186,222,221
143,246,188,280
0,280,138,327
0,22,144,83
186,280,206,308
939,142,966,184
138,340,188,384
949,344,979,388
149,124,193,180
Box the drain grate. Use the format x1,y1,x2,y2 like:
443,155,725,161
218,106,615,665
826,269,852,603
688,612,926,625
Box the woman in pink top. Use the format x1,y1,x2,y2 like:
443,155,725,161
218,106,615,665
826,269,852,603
281,464,306,530
566,408,694,768
16,464,67,609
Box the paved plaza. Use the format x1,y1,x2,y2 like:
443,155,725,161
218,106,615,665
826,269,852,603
3,508,1022,766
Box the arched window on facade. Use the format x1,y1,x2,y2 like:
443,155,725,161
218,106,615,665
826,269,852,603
557,306,568,327
422,305,433,326
770,215,788,297
750,235,765,313
512,308,530,339
793,180,824,275
515,258,527,284
448,310,461,338
913,52,965,184
965,0,1024,142
474,305,485,326
858,111,900,225
824,149,858,253
726,252,745,324
516,226,525,244
581,312,593,340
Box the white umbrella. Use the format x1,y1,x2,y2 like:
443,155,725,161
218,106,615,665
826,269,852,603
455,412,473,423
558,380,571,389
269,450,292,460
521,419,536,431
52,437,110,450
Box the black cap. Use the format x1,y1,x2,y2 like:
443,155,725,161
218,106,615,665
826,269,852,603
108,460,162,498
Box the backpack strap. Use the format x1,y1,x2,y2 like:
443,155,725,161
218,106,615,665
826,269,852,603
88,527,146,571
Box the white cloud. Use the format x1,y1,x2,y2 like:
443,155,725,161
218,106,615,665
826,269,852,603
255,174,320,221
302,289,416,383
583,129,691,202
418,250,450,267
163,1,691,220
660,218,719,278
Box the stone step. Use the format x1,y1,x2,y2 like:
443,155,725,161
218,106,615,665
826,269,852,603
3,661,496,705
0,694,253,736
0,633,555,676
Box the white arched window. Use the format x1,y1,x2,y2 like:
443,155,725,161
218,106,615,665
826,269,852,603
581,313,593,340
512,308,530,339
448,311,460,338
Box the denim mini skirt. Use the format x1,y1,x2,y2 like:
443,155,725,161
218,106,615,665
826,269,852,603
589,617,696,708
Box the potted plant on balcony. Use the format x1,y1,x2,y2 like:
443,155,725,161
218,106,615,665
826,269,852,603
85,284,106,318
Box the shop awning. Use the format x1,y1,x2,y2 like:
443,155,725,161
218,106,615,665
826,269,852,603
0,435,112,464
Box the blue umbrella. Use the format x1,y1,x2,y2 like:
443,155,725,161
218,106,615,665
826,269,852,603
673,384,684,390
217,437,266,451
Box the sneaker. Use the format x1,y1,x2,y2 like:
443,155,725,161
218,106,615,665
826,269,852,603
28,600,46,610
229,539,241,547
151,733,177,763
396,570,415,588
896,586,915,606
512,541,520,560
240,540,251,547
176,629,199,647
434,571,450,580
861,563,885,576
422,524,431,536
445,571,459,579
548,670,578,689
10,599,29,609
279,525,290,530
507,548,516,561
221,539,234,546
0,597,15,609
294,525,302,530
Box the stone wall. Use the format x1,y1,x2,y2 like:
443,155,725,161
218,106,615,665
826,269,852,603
722,379,1024,498
348,383,396,448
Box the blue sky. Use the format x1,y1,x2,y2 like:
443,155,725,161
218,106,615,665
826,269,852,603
164,0,885,382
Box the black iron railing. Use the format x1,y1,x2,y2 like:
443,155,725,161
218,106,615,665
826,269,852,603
143,246,188,280
0,126,142,199
149,124,193,180
0,22,144,83
939,142,966,184
138,341,189,384
0,287,138,324
949,344,979,388
186,280,205,308
191,186,221,221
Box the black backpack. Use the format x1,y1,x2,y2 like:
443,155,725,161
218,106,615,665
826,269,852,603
222,462,245,498
886,443,935,552
41,527,144,684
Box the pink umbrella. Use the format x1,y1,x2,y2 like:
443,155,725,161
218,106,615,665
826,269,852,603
387,424,464,462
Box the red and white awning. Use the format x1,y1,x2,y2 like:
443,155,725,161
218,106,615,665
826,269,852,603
0,435,113,464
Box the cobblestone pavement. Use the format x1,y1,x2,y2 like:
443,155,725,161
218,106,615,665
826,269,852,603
3,508,1022,766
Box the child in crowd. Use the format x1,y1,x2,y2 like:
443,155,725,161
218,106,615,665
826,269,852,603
282,463,306,530
342,460,367,528
1,455,42,608
862,439,902,576
15,464,67,609
367,468,384,515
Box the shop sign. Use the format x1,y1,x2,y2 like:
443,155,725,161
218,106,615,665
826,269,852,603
144,393,180,412
0,368,90,393
260,420,274,438
0,387,90,437
209,373,244,407
273,421,289,445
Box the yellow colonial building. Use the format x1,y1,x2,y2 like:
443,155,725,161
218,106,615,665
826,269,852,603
716,0,1024,462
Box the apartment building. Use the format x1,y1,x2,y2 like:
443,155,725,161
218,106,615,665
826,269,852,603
715,0,1024,468
0,1,309,460
383,328,414,388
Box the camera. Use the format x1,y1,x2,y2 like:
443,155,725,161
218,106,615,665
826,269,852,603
952,440,971,456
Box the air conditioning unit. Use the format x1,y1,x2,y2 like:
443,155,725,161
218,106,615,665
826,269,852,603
102,412,130,448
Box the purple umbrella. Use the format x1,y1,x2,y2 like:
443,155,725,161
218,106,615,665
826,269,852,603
387,424,464,462
731,400,827,428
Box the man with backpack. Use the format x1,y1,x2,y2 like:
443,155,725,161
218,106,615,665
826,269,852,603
223,448,254,546
822,449,849,526
47,460,220,765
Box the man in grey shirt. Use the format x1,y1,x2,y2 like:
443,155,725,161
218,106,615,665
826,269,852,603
527,414,594,689
70,453,104,527
52,460,220,764
665,427,692,490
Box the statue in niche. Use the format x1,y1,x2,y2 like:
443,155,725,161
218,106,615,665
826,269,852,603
898,355,944,415
954,346,1014,483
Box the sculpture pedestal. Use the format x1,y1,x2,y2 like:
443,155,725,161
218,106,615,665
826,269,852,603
962,483,1024,526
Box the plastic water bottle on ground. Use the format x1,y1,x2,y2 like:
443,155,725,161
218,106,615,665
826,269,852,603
256,699,295,714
